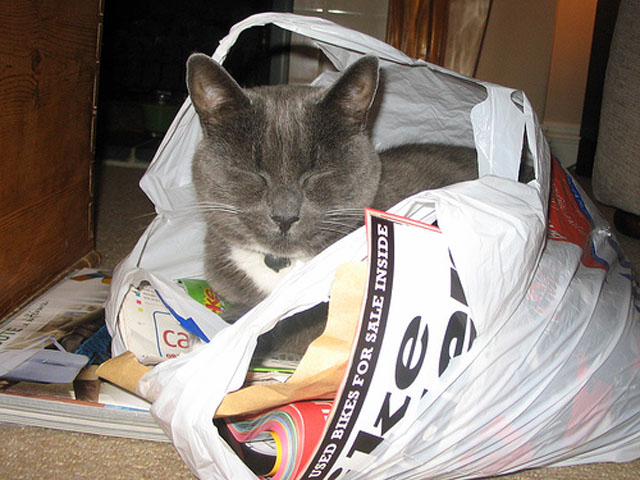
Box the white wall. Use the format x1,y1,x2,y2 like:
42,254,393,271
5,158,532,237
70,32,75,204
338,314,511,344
474,0,558,119
474,0,597,167
543,0,598,167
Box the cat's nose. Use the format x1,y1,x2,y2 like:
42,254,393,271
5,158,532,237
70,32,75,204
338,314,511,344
271,214,299,234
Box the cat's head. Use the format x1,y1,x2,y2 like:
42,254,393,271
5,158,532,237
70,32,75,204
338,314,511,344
187,53,381,261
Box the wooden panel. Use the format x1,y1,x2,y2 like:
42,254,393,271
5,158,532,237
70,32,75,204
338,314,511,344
386,0,449,63
0,0,102,318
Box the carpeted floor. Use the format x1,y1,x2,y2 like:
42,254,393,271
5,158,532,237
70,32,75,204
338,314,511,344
1,164,639,479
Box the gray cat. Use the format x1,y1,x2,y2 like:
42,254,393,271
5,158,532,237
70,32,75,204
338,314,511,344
187,53,477,323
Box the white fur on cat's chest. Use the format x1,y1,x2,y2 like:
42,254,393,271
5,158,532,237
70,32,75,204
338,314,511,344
229,246,301,295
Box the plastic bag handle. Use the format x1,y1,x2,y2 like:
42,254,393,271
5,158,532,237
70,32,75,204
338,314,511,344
211,12,418,68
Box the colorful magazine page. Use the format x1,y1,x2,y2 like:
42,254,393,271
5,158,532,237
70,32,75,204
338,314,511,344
224,400,333,480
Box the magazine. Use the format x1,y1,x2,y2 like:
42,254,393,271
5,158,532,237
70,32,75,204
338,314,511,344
0,374,166,441
223,401,334,480
0,269,111,352
0,269,167,441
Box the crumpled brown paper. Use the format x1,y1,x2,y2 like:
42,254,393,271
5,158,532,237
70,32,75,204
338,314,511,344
96,350,151,392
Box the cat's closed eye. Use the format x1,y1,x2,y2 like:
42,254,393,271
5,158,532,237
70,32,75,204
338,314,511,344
301,169,334,189
301,169,340,203
227,167,267,194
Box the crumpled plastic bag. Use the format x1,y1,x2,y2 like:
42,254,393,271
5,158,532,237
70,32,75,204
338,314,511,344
104,12,639,480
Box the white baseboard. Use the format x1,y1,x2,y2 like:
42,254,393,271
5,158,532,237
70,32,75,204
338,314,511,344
542,122,581,168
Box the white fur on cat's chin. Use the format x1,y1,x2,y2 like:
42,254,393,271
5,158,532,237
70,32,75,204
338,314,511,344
229,246,309,296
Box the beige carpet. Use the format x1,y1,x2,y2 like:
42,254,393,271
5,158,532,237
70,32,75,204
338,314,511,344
2,424,640,480
1,165,638,479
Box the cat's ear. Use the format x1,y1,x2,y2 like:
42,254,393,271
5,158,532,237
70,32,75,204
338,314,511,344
320,55,379,124
186,53,249,121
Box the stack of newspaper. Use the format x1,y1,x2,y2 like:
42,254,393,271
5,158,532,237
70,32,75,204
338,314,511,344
0,269,228,441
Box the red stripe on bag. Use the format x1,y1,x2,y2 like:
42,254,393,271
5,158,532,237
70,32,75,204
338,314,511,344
547,157,606,270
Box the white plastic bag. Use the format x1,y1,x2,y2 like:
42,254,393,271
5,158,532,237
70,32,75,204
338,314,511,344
104,12,639,479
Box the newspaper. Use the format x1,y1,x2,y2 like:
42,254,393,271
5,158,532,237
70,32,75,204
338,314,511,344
0,269,111,351
0,269,112,382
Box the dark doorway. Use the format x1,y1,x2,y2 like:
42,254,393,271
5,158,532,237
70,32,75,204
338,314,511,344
95,0,292,166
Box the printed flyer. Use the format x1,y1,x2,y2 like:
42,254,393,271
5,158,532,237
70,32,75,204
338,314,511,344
299,209,476,479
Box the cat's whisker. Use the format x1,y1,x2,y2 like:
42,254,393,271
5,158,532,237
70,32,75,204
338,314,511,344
324,208,365,217
318,226,355,236
324,214,363,220
323,214,364,224
197,207,239,214
176,203,241,215
320,219,360,229
193,201,240,209
318,220,359,235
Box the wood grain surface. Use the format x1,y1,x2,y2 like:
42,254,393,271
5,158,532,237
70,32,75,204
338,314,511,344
0,0,102,318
